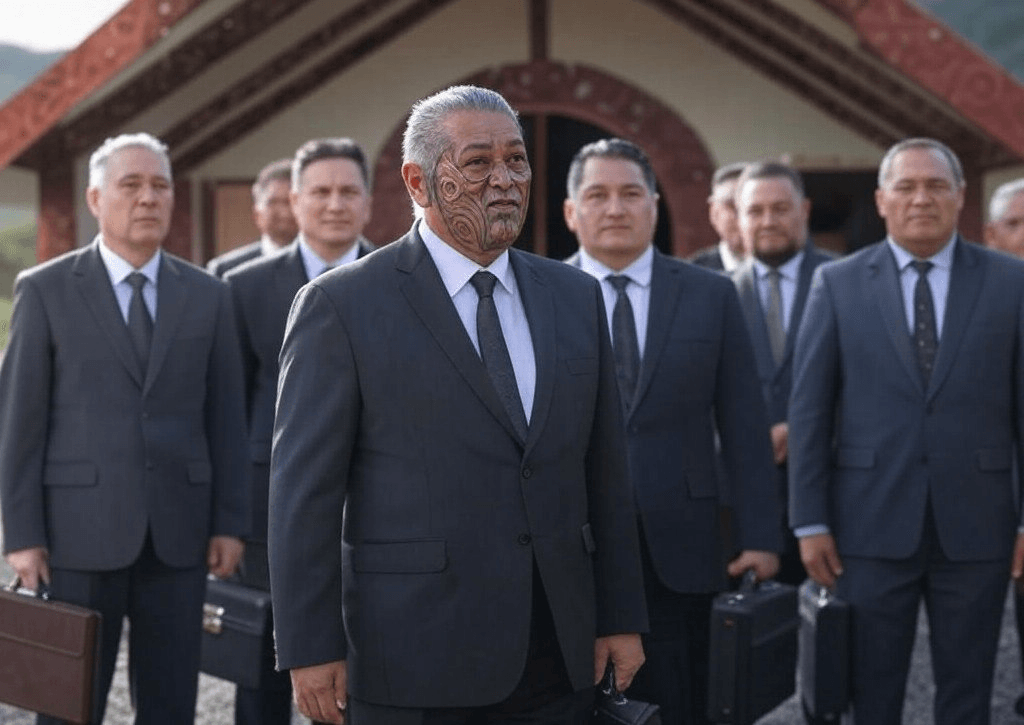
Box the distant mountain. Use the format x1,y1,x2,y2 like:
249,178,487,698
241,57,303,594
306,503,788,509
0,44,65,104
912,0,1024,83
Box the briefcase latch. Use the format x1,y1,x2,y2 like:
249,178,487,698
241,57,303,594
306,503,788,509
203,603,225,635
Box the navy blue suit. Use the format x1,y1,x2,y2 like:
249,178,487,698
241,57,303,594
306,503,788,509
569,249,781,725
732,245,835,584
789,238,1024,724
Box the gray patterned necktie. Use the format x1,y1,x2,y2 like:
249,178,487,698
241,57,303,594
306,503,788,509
469,271,528,442
126,272,153,372
765,268,786,365
911,260,937,385
607,275,640,411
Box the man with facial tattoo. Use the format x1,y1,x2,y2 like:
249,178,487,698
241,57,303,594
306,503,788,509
731,162,834,587
267,85,648,725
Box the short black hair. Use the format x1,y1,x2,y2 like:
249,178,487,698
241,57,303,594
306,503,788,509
292,138,369,190
735,161,805,199
566,138,657,199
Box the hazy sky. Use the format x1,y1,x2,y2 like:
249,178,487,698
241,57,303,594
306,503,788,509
2,0,126,52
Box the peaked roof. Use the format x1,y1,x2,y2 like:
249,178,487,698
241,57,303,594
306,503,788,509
1,0,1023,172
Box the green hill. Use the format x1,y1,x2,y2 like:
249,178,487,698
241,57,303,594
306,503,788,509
0,44,65,104
0,221,36,350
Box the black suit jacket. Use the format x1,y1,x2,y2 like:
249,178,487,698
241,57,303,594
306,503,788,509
0,240,249,570
688,244,726,272
269,228,648,707
207,239,263,278
567,249,782,593
225,238,375,550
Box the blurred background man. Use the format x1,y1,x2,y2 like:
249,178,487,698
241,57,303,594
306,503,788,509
689,162,748,273
985,178,1024,259
207,158,298,277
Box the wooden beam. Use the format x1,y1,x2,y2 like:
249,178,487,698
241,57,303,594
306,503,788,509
530,0,549,62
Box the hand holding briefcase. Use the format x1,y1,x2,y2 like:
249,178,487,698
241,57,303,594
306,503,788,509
0,579,100,725
593,663,662,725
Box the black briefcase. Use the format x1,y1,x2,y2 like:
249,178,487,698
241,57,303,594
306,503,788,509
199,577,271,689
0,580,101,724
707,571,798,724
798,579,850,721
593,664,661,725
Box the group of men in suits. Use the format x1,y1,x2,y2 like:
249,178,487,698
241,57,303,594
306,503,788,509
3,85,1023,725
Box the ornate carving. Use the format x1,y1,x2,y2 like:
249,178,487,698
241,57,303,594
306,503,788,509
1,0,207,169
166,178,193,261
365,61,716,257
815,0,1024,163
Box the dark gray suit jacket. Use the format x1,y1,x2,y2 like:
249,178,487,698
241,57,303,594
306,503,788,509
225,238,375,552
733,246,836,426
688,244,726,272
0,240,249,570
567,249,782,593
790,238,1024,561
207,240,263,278
269,228,648,707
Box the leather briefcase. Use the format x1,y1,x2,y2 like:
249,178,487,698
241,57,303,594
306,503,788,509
707,571,798,724
199,576,271,689
0,580,100,724
593,664,661,725
798,579,850,721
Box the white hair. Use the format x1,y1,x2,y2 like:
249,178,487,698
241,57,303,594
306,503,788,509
989,178,1024,222
88,133,171,189
877,137,964,189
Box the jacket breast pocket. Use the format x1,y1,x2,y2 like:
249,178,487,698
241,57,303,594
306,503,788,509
42,462,97,487
352,539,447,573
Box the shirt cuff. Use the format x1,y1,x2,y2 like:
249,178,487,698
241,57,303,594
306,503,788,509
794,524,830,538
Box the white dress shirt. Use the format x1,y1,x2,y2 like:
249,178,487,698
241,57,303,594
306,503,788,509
577,245,654,358
419,220,536,422
97,236,160,323
719,240,743,273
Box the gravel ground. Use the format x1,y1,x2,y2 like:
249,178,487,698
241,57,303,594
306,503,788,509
3,550,1023,724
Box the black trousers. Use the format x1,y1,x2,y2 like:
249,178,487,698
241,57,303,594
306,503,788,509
626,539,714,725
349,563,592,725
39,533,207,725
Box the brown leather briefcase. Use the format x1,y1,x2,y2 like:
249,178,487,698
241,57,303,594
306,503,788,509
0,581,101,724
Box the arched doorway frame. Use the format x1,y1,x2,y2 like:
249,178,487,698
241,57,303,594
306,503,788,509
366,61,716,257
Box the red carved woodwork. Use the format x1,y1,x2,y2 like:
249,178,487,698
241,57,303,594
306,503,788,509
165,178,193,260
366,61,716,257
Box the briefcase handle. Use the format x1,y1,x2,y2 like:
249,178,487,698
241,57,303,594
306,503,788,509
738,569,759,593
6,576,52,601
599,661,628,704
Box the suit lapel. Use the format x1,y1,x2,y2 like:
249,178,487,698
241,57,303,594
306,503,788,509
870,243,923,393
144,254,187,394
632,252,683,417
927,238,983,400
734,260,777,383
396,232,526,446
74,243,145,388
510,251,554,451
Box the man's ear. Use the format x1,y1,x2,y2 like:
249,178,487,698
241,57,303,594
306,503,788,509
86,186,102,219
402,163,431,209
563,198,578,234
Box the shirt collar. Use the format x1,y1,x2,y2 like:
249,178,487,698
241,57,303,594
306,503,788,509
577,245,654,287
887,234,957,272
297,234,361,279
418,220,514,297
718,240,744,272
260,234,285,257
96,235,161,287
752,248,804,282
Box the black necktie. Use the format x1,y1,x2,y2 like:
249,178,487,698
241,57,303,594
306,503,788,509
911,260,937,385
126,272,153,372
469,271,528,442
765,268,786,365
607,275,640,411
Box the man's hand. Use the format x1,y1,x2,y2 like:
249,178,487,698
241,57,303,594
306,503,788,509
594,633,645,690
5,547,49,590
207,536,244,578
292,660,347,724
770,423,789,465
800,533,843,588
726,550,780,581
1011,532,1024,592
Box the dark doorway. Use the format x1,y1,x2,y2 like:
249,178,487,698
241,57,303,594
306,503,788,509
803,171,885,255
517,115,674,260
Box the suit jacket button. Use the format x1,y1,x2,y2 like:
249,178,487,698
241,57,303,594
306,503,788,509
521,467,532,479
518,533,531,546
